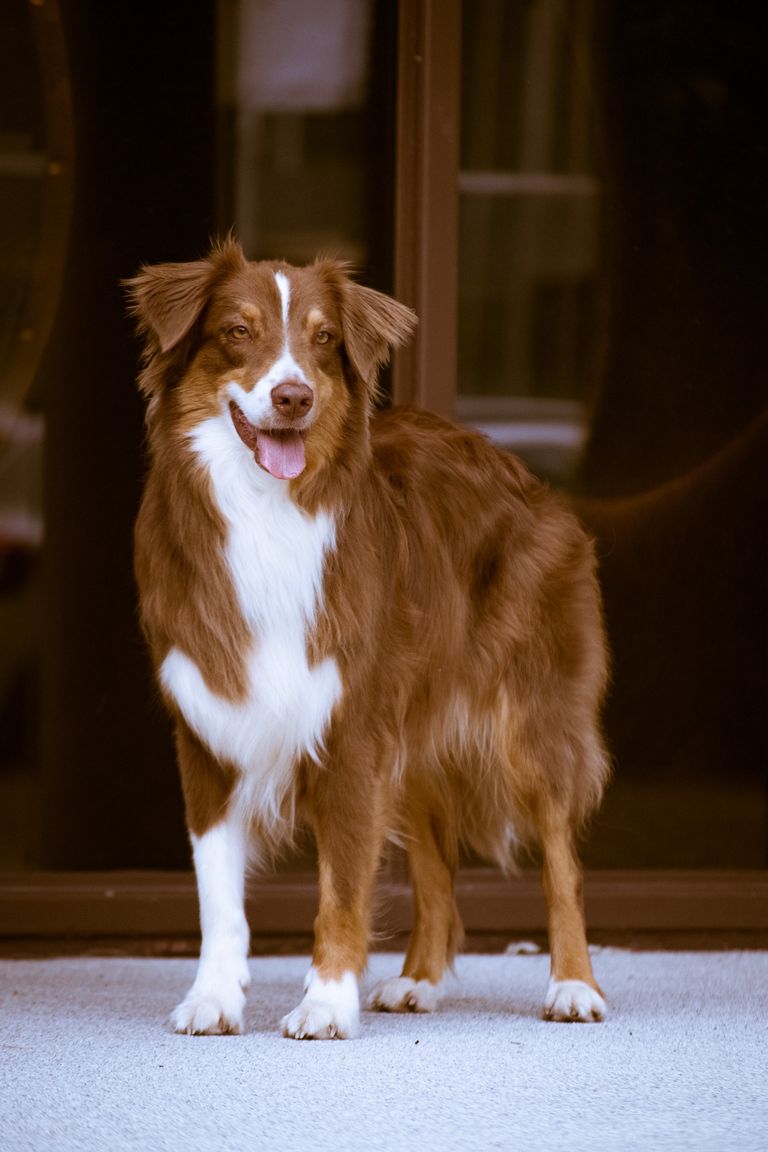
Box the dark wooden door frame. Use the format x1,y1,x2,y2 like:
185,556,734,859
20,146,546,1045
2,870,767,947
392,0,460,416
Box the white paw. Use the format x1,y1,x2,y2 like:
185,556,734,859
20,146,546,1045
368,976,440,1014
281,969,359,1041
171,957,250,1036
171,986,246,1035
544,978,607,1023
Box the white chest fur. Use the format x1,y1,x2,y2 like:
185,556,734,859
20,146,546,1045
159,408,342,834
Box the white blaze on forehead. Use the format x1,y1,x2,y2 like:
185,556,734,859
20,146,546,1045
274,270,291,332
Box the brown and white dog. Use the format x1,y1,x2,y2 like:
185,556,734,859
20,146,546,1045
126,238,610,1038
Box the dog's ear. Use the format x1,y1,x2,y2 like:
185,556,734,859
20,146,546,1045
329,268,418,387
124,237,248,355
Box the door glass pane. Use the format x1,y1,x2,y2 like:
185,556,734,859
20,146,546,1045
458,0,767,868
218,0,394,288
458,0,599,487
215,0,397,872
0,0,68,868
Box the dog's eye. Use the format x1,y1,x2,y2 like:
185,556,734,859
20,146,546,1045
315,330,334,346
227,324,250,341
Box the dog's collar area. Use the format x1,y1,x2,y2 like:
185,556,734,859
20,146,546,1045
229,401,306,480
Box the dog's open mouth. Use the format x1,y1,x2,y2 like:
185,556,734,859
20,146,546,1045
229,402,306,480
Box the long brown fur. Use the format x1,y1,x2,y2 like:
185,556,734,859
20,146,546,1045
127,238,610,1029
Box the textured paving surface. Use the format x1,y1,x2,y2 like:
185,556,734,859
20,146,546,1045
1,949,767,1152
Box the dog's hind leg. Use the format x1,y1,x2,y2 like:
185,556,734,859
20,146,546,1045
534,798,606,1022
369,798,463,1013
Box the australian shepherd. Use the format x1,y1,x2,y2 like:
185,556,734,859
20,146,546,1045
126,238,610,1038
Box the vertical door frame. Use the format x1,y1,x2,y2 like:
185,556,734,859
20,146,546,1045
393,0,461,417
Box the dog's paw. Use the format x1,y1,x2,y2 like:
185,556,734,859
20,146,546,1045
544,978,606,1023
281,1000,357,1040
171,986,246,1036
171,955,250,1036
281,969,359,1040
368,976,439,1014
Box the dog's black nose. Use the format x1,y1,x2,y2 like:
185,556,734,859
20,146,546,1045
271,381,314,421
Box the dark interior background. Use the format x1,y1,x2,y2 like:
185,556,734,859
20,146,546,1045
40,2,218,867
0,0,765,871
582,0,766,864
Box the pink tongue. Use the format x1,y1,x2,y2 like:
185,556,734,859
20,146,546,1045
255,430,306,479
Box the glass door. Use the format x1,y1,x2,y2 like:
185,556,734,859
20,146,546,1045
1,0,764,947
453,0,766,868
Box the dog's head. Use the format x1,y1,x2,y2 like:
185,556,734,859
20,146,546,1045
124,238,417,482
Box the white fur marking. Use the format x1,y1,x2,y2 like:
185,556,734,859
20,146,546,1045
545,978,607,1022
282,968,360,1040
160,408,342,836
274,269,291,328
227,352,311,429
171,818,251,1035
368,975,440,1014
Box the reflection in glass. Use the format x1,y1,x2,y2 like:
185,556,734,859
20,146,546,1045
459,0,599,485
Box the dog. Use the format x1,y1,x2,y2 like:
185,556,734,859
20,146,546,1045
126,238,610,1038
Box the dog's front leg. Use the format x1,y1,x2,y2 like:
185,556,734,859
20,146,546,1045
282,760,385,1040
169,724,250,1035
171,811,251,1035
172,792,251,1038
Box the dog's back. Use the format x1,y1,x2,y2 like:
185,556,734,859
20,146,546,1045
345,406,609,862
